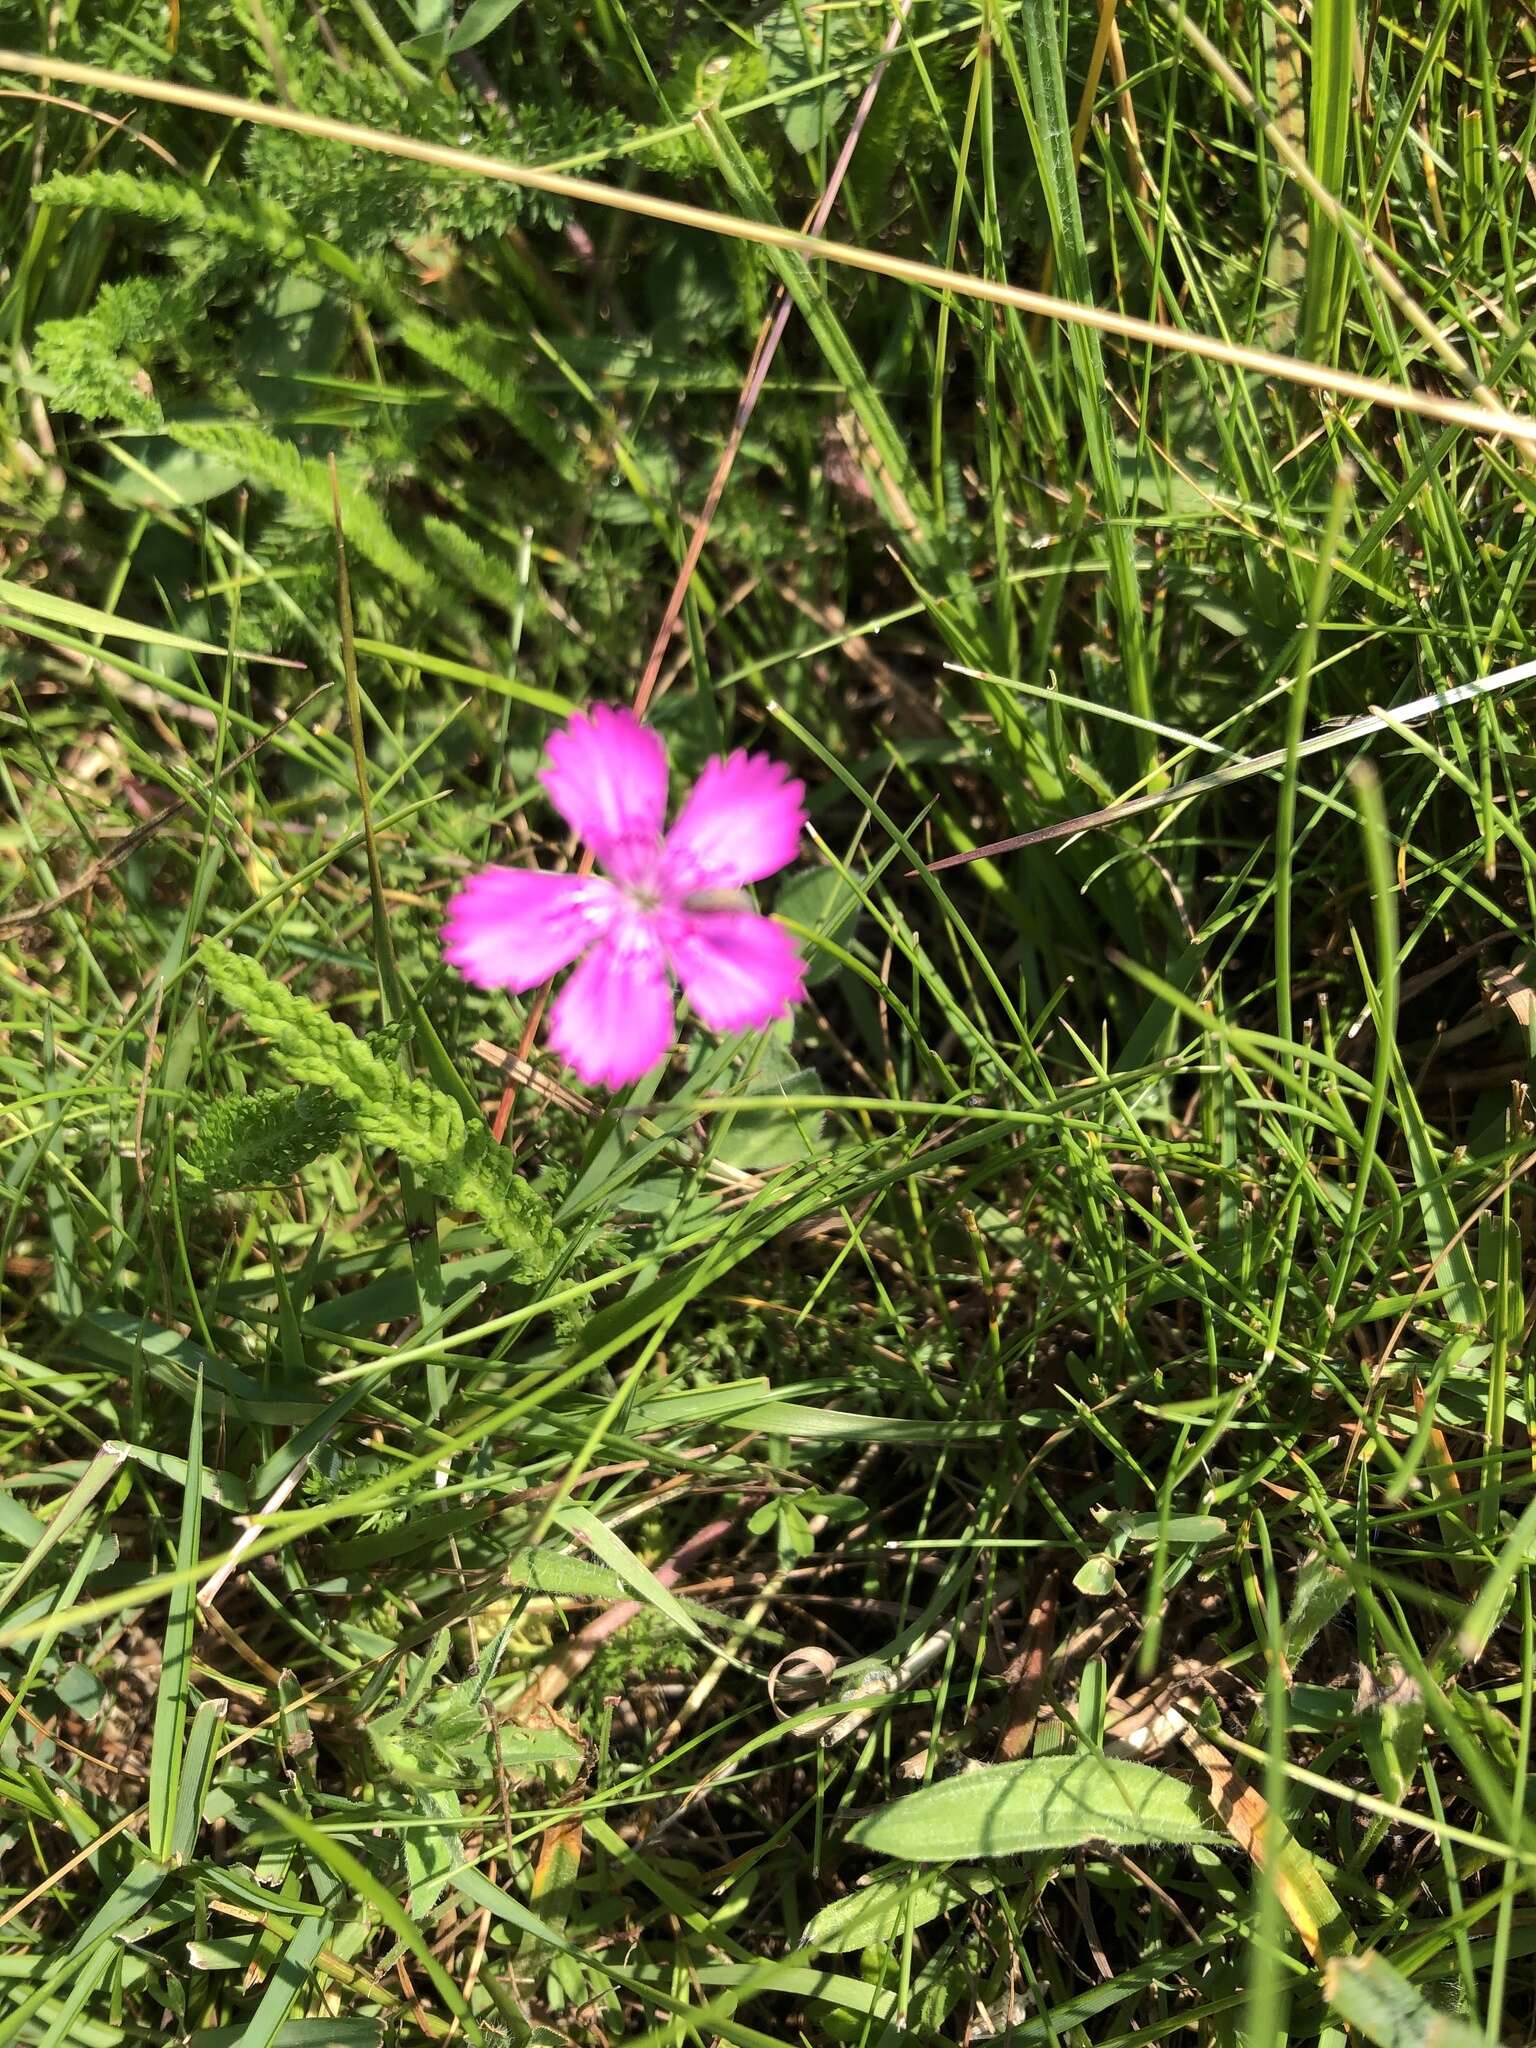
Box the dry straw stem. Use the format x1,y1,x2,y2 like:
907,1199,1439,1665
6,47,1536,448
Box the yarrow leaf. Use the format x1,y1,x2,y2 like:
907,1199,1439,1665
196,942,560,1277
166,422,429,592
33,171,306,260
179,1085,351,1195
32,276,183,430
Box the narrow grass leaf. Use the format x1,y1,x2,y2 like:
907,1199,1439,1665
352,637,569,716
197,2008,370,2048
1455,1491,1536,1666
0,1446,125,1617
1302,0,1356,355
998,0,1152,769
253,1796,486,2044
0,572,293,661
170,1699,228,1865
557,1505,723,1649
148,1373,203,1862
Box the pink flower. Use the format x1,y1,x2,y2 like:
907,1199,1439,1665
444,706,807,1088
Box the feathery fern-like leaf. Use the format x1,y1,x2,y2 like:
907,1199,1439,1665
33,171,306,260
395,315,571,477
167,421,430,592
421,517,530,618
180,1085,351,1195
196,943,559,1277
32,277,185,430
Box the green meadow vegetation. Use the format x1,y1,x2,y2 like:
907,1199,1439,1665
4,0,1536,2039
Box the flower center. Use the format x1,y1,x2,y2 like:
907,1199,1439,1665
601,831,667,903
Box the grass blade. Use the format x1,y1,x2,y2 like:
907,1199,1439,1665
147,1372,204,1862
1302,0,1356,356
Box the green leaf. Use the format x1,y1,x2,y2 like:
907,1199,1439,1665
799,1868,992,1954
557,1505,723,1649
447,0,524,53
1390,1047,1483,1331
501,1545,628,1601
997,0,1152,769
237,273,347,403
711,1063,827,1170
775,866,862,984
0,1447,125,1617
1359,1661,1424,1808
190,2016,380,2046
497,1723,585,1774
254,1796,487,2045
399,0,456,60
352,636,570,717
1323,1951,1483,2048
81,1310,320,1425
226,1915,338,2048
62,1856,169,1966
0,1493,46,1549
1117,1514,1227,1548
107,436,249,507
0,571,265,658
848,1755,1222,1861
53,1661,105,1716
1072,1553,1119,1597
1302,0,1355,355
758,0,858,155
1285,1551,1354,1665
1456,1489,1536,1666
171,1698,228,1864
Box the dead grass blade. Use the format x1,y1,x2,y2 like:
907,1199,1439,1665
4,49,1536,447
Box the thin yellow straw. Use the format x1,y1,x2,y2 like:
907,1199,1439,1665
4,48,1535,446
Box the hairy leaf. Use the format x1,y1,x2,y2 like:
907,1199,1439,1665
848,1755,1221,1862
1323,1952,1483,2048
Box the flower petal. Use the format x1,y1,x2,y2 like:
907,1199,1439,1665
442,867,616,992
548,921,675,1087
670,910,805,1033
661,751,806,892
540,706,669,862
